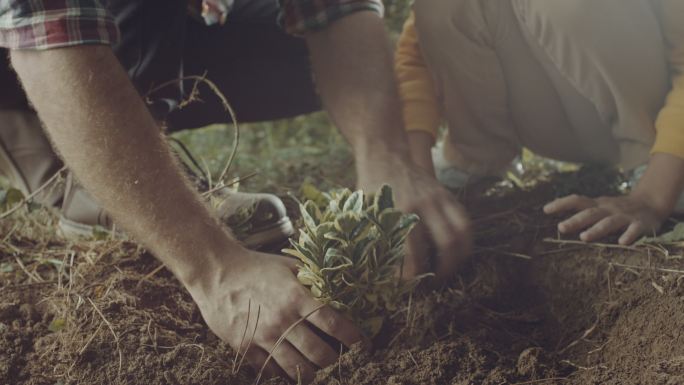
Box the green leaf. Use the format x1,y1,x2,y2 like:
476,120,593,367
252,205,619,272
324,231,348,244
300,181,328,208
378,209,404,233
324,248,346,266
48,318,66,333
92,226,110,241
301,201,320,232
391,213,420,242
298,229,320,257
638,222,684,244
0,263,14,273
352,238,376,263
1,188,24,210
6,188,24,206
334,212,360,235
343,190,364,214
297,270,324,288
350,217,373,241
374,185,394,212
286,242,320,269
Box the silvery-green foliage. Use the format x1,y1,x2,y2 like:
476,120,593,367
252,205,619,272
284,185,422,336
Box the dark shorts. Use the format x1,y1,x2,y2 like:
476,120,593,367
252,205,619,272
0,0,321,131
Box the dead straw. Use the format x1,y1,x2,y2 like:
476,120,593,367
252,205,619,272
146,74,240,187
0,165,67,219
87,297,123,378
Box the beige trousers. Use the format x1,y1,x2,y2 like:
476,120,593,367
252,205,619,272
413,0,670,175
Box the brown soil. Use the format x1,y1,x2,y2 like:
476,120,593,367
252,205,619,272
2,172,684,385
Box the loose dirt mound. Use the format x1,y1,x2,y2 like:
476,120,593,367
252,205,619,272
2,173,684,384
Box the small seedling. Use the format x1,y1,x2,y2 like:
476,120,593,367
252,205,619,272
284,184,425,336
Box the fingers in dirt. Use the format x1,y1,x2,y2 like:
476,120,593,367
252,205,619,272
558,207,609,234
544,194,596,214
421,203,472,280
267,340,317,382
619,221,647,245
299,299,363,348
244,346,281,379
579,215,629,242
285,323,338,369
403,224,435,278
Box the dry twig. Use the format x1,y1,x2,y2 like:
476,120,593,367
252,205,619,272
87,298,123,378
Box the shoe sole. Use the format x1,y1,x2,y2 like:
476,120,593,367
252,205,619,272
0,137,30,196
57,215,295,248
241,217,295,249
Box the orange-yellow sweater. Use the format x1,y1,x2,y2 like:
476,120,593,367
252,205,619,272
395,1,684,159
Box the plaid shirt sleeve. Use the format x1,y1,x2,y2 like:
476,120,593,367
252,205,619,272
0,0,119,50
278,0,384,35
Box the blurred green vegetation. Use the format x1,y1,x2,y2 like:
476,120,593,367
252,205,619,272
173,113,355,194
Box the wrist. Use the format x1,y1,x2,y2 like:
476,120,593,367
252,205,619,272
630,153,684,219
630,186,674,220
166,229,246,292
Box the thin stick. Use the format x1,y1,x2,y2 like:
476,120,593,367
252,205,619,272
147,75,240,185
254,304,325,385
0,166,67,219
407,350,419,368
536,246,586,256
511,378,568,385
14,256,43,283
558,318,598,354
136,264,166,288
237,304,261,374
0,223,18,244
232,299,252,374
543,238,637,251
338,343,344,385
187,343,206,380
474,247,533,260
88,298,123,378
610,262,684,275
201,171,259,198
78,323,104,355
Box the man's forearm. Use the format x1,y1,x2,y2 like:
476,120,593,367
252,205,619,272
306,12,410,167
11,46,235,285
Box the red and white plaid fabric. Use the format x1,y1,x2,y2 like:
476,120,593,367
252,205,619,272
0,0,119,50
0,0,383,50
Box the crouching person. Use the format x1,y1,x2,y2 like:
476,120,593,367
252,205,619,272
397,0,684,245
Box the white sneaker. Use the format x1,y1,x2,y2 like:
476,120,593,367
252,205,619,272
431,141,484,189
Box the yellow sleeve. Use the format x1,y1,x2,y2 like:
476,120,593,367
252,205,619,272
652,0,684,158
395,12,442,138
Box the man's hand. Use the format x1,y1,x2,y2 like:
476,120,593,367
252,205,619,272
544,194,666,245
188,248,362,382
358,155,472,280
306,14,472,280
11,46,359,382
545,153,684,245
